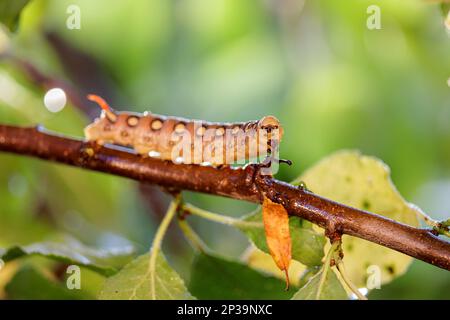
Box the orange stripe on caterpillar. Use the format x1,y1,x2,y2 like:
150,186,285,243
85,94,283,166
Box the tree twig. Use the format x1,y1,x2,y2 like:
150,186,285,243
0,124,449,271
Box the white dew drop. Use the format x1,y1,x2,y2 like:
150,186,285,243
44,88,67,113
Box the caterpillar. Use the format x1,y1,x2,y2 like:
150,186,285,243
84,94,283,167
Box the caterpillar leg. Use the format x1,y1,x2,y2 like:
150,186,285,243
252,155,292,177
260,155,292,167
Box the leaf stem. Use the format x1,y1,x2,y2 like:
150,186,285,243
181,203,263,229
148,194,181,300
336,261,367,300
330,240,367,300
177,218,209,253
315,241,339,300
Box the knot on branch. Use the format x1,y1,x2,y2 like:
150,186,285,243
325,218,343,244
78,144,96,165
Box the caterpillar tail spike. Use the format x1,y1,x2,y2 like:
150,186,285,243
87,94,118,122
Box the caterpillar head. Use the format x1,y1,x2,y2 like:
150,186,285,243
258,115,284,140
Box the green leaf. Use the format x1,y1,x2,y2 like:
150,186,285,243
189,252,296,299
297,150,420,287
240,213,326,267
0,237,136,277
298,266,321,288
441,3,450,17
99,252,194,300
5,265,89,300
0,0,31,31
291,267,348,300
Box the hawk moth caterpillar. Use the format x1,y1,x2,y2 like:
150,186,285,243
84,94,284,167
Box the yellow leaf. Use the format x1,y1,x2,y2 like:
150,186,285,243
243,246,305,287
262,197,292,288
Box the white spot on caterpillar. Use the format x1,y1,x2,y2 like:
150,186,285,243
174,123,186,133
174,156,184,164
44,88,67,113
127,116,139,127
148,151,161,158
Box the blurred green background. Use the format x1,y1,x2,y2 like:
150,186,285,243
0,0,449,299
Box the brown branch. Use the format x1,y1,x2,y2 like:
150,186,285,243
0,124,449,271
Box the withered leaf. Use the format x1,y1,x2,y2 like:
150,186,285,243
262,197,292,288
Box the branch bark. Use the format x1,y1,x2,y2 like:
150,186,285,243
0,124,449,271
